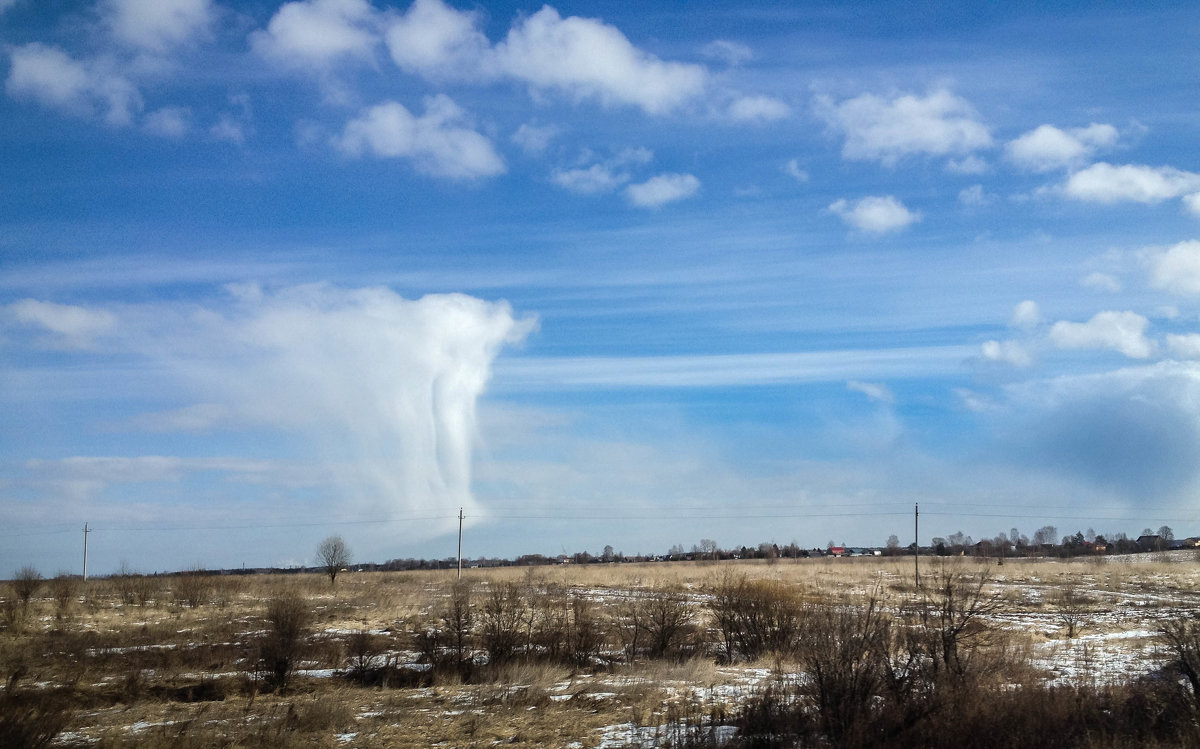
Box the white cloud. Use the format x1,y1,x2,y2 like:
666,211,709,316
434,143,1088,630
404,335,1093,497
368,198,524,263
551,164,629,194
12,286,535,526
1167,334,1200,360
783,159,808,183
251,0,381,71
497,345,974,388
210,113,246,143
828,195,920,234
816,89,992,166
1063,162,1200,204
385,0,491,79
511,122,559,155
624,173,700,208
958,184,991,206
1011,300,1040,330
493,6,707,115
1081,271,1121,293
701,39,752,66
335,96,505,180
945,154,989,174
7,298,117,348
1005,123,1118,172
103,0,214,53
143,106,190,137
5,43,142,126
980,339,1032,367
1147,240,1200,295
1184,193,1200,216
847,380,894,404
1048,310,1154,358
727,95,789,123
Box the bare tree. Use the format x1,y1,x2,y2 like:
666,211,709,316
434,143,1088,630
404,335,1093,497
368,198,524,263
316,535,351,585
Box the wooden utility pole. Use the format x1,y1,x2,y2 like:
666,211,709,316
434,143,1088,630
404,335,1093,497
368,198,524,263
457,508,463,581
82,522,90,582
914,503,919,589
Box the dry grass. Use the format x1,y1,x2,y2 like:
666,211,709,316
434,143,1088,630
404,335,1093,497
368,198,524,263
2,554,1199,747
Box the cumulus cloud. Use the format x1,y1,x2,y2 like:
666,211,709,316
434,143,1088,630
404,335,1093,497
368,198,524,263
143,106,190,137
1167,334,1200,360
1147,240,1200,295
1011,300,1040,330
945,155,989,174
847,380,894,403
551,163,629,194
103,0,214,53
783,159,808,183
511,122,559,154
1005,123,1118,172
828,195,920,234
383,0,710,114
7,298,117,348
1081,272,1121,293
494,6,707,115
727,95,789,123
958,184,991,206
1184,193,1200,216
1048,310,1154,358
335,96,505,180
980,339,1032,368
1063,163,1200,204
5,43,142,126
385,0,491,79
251,0,381,71
816,89,991,166
624,172,700,208
701,39,752,66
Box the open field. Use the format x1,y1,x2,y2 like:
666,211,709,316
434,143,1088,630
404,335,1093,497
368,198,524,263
4,554,1200,748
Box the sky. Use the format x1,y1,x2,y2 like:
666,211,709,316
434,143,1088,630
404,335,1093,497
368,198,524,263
2,0,1200,575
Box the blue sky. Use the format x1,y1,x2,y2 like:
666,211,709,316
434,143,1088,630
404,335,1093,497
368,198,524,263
3,0,1200,574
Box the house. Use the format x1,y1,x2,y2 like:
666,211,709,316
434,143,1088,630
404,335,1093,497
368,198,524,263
828,546,847,557
1137,535,1164,552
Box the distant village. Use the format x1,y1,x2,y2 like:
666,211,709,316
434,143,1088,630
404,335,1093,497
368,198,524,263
209,526,1197,577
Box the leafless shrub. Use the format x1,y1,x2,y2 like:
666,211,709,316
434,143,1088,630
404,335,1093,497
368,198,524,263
0,665,72,749
798,594,891,746
346,629,382,684
708,572,803,662
258,592,310,692
48,573,80,618
173,569,213,608
1052,582,1090,638
567,593,604,666
443,580,473,667
1158,610,1200,703
12,565,42,610
479,582,526,666
642,591,698,660
917,566,1005,680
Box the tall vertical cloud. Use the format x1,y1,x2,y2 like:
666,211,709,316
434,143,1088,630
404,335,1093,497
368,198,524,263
5,286,536,532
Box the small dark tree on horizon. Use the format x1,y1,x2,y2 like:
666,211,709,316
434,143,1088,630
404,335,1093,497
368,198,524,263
316,535,351,585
